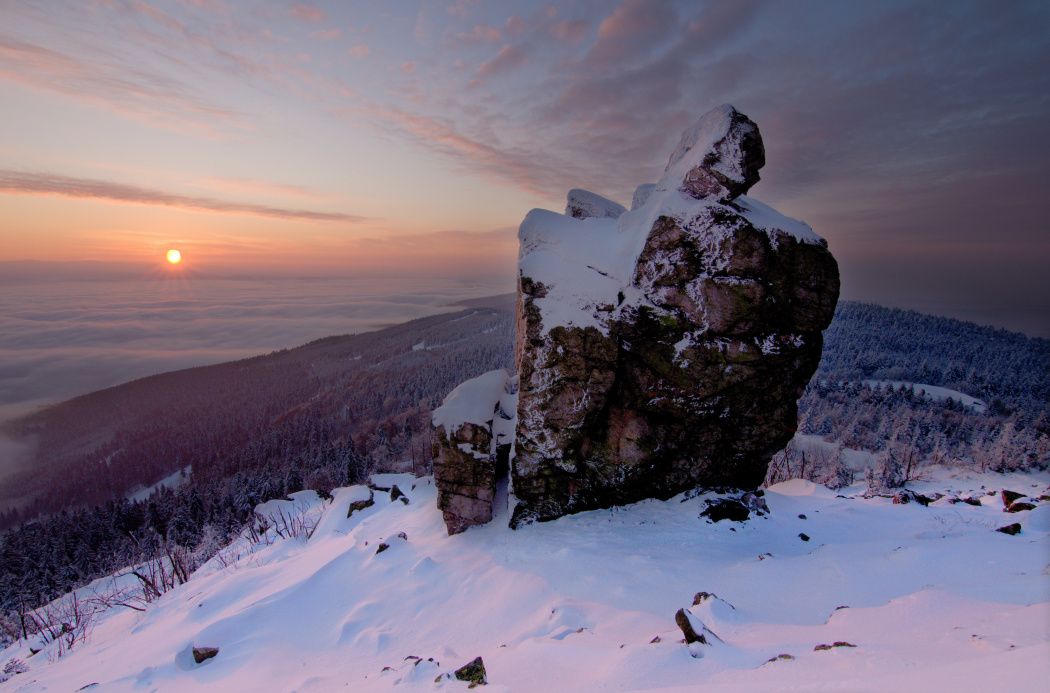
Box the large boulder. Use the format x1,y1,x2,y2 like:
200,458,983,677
512,104,839,526
432,370,517,535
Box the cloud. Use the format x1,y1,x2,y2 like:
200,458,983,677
289,5,325,22
550,19,588,44
450,24,501,48
0,36,246,136
585,0,677,70
199,176,327,199
0,170,367,223
446,0,480,20
311,28,342,41
348,44,370,57
476,44,527,76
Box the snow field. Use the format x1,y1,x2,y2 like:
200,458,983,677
2,468,1048,691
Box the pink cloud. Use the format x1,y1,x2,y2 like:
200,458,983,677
289,5,325,22
587,0,676,70
0,37,245,137
339,102,554,196
201,176,326,199
130,2,186,32
311,28,342,41
446,0,479,19
348,44,370,57
452,24,501,48
477,44,526,76
550,19,588,44
401,61,416,72
504,16,525,38
0,170,367,223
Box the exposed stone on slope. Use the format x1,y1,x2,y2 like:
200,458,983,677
511,104,839,526
431,370,517,535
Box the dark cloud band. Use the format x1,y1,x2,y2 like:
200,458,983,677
0,170,366,223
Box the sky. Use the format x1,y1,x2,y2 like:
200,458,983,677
0,1,1048,332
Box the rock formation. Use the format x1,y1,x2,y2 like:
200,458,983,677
432,104,838,534
511,104,839,526
431,370,517,535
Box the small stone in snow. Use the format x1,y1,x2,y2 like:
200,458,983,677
996,523,1022,535
1001,490,1024,506
814,641,855,651
798,514,807,520
765,654,794,663
192,646,219,664
799,533,810,541
454,657,487,687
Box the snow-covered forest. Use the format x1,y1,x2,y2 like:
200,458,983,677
1,300,1047,651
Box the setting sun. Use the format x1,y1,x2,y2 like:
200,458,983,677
166,249,181,264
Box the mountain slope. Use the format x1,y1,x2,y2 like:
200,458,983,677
2,469,1047,691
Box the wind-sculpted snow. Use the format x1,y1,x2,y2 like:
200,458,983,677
2,468,1048,690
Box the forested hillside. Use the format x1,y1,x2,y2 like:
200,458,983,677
1,299,1047,628
818,302,1049,414
0,306,514,530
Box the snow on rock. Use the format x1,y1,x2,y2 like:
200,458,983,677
432,370,517,535
3,468,1048,691
655,102,765,203
512,104,840,525
432,369,515,435
565,188,628,220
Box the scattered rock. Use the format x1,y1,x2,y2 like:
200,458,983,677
192,646,219,664
454,657,487,688
798,514,807,520
814,641,855,651
346,490,375,518
389,485,407,504
1006,501,1036,513
765,654,794,663
692,591,718,606
1001,490,1025,506
700,498,751,523
674,608,709,645
799,533,810,541
375,532,408,554
996,523,1022,535
892,489,932,506
650,635,662,644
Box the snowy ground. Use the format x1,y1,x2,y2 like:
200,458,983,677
3,468,1048,691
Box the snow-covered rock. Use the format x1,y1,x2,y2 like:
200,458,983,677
432,369,517,534
512,104,840,525
565,188,627,220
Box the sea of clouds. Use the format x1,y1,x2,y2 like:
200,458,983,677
0,263,510,475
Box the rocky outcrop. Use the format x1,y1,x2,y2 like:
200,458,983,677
431,370,517,535
512,104,839,525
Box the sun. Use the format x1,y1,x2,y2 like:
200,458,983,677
166,249,181,264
